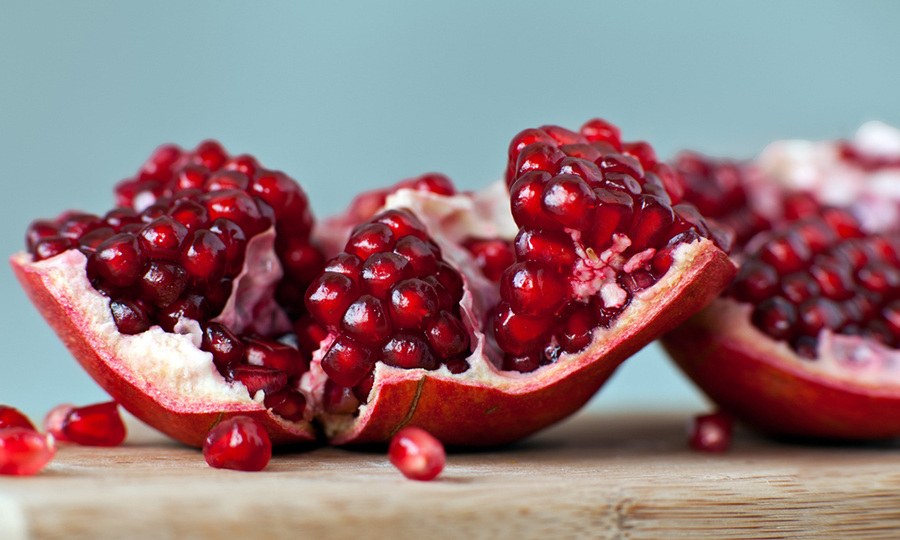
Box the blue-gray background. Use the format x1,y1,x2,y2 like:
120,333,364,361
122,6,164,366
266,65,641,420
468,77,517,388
2,1,899,423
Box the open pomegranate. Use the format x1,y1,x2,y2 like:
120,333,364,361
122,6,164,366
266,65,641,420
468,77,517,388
664,122,900,440
13,120,736,448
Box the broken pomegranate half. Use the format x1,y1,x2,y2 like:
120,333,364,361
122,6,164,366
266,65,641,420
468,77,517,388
665,123,900,440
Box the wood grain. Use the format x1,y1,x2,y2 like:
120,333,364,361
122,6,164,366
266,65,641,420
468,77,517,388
2,410,899,540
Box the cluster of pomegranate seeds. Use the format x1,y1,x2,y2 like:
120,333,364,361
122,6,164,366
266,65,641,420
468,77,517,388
0,405,56,475
388,426,445,481
671,152,771,247
497,119,727,371
306,208,472,398
203,415,272,471
24,140,324,335
728,206,900,356
688,411,734,452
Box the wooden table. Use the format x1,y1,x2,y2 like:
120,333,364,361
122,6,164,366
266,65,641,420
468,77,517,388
1,410,898,539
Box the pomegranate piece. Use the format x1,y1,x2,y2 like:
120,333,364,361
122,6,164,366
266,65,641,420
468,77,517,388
0,428,56,476
44,404,75,442
203,416,271,471
388,426,445,481
0,406,36,431
62,402,127,447
688,411,734,453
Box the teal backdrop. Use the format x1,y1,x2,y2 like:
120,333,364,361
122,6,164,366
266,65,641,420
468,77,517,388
2,0,899,421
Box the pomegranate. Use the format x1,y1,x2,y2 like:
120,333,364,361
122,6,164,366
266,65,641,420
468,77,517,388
14,121,736,448
688,411,733,452
0,406,37,431
0,428,56,476
203,416,272,471
665,122,900,440
389,426,445,481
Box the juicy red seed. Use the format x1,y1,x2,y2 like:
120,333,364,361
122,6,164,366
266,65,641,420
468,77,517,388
424,276,454,311
242,335,308,379
190,140,228,171
672,204,710,238
580,118,622,150
138,261,189,307
277,236,324,284
493,302,553,356
208,218,248,277
515,227,577,270
621,141,657,168
169,200,210,231
651,163,684,205
556,156,603,184
324,253,364,278
373,209,427,240
0,406,36,431
557,302,597,353
689,411,733,452
462,237,515,282
539,124,588,146
540,174,597,231
201,322,245,370
78,227,116,252
359,252,415,300
381,331,438,370
322,379,362,414
630,195,675,252
140,202,170,223
346,223,396,260
25,219,59,252
619,271,657,294
515,142,566,178
393,236,439,277
410,172,456,195
652,231,702,276
322,335,377,388
757,234,811,275
205,279,232,317
156,292,211,332
389,426,445,481
867,236,900,265
62,402,126,447
823,208,863,239
203,416,271,472
858,263,900,295
585,188,633,250
0,428,56,476
110,299,152,334
58,213,104,240
780,272,821,304
139,143,183,181
507,128,558,183
294,315,328,355
251,171,312,233
32,235,77,261
751,297,796,341
264,389,307,422
559,144,604,163
809,264,854,301
103,208,142,232
341,295,393,347
306,272,361,331
796,298,846,337
203,190,268,238
603,172,642,195
388,279,440,330
502,352,544,373
500,261,566,316
444,357,470,374
169,164,210,192
204,170,250,192
93,233,146,287
352,374,375,404
43,404,74,442
510,170,565,230
227,365,287,396
731,261,780,303
425,311,469,360
598,153,644,180
435,262,464,306
180,229,227,290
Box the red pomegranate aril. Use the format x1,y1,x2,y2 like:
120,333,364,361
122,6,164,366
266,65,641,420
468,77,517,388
388,279,440,330
352,374,375,404
200,322,245,370
757,234,811,275
92,233,146,287
672,205,710,238
652,230,702,276
502,352,543,373
540,124,588,146
515,142,566,178
242,335,308,379
688,411,733,452
424,276,454,311
867,236,900,265
204,170,250,192
341,295,393,347
586,189,633,250
250,171,308,221
0,428,56,476
138,216,190,261
619,271,656,294
156,292,211,332
556,156,603,184
630,195,675,252
409,172,456,195
444,357,470,374
322,379,362,414
78,227,116,252
0,406,36,431
508,128,557,165
796,298,846,337
381,331,438,370
227,365,287,396
168,200,209,232
103,208,142,232
138,261,189,307
294,314,328,355
500,261,566,316
540,174,597,231
138,143,182,181
779,272,821,304
359,252,415,300
110,299,152,334
62,402,127,447
373,209,427,240
462,237,515,282
208,218,248,277
559,144,604,163
322,335,377,388
188,140,228,171
509,170,565,230
44,404,74,442
823,208,863,239
346,223,396,261
557,302,597,354
493,303,553,356
424,311,469,360
323,253,364,279
180,230,227,290
389,426,445,481
731,261,780,303
32,235,76,261
203,416,271,472
598,154,644,180
263,389,307,422
434,262,464,306
858,263,900,295
751,297,796,341
306,272,361,331
603,172,642,195
203,190,268,238
58,213,104,240
622,141,657,168
205,279,232,317
580,118,622,150
25,219,59,252
393,236,438,277
809,263,854,301
278,237,324,284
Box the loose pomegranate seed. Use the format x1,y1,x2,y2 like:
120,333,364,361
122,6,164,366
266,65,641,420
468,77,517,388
203,416,271,471
62,402,127,447
0,406,36,431
44,404,75,442
688,411,734,452
0,428,56,476
389,426,445,481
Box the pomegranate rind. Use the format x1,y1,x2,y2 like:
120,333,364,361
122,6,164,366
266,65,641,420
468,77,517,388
327,237,735,446
10,250,315,448
664,298,900,440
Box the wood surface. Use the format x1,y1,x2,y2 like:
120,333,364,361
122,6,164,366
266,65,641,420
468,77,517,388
1,409,899,540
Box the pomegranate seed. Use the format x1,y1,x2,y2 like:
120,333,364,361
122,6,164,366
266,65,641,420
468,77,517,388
306,272,361,331
227,365,287,396
156,291,211,332
731,261,780,303
263,388,307,421
424,311,469,360
93,233,146,287
540,174,597,230
502,352,544,373
389,426,445,481
322,335,377,388
540,124,588,146
201,322,245,370
43,404,74,442
352,374,375,403
463,237,516,281
359,252,415,300
0,406,36,431
559,144,603,163
630,195,675,251
346,223,396,260
25,219,60,252
409,172,456,195
381,331,438,370
393,236,438,276
557,302,597,353
277,236,324,284
323,380,362,414
203,190,268,238
514,228,577,269
444,357,470,374
294,314,328,355
58,213,104,240
779,272,821,304
139,143,183,181
796,298,846,337
809,263,855,301
622,141,657,168
580,118,622,150
62,402,127,447
751,298,796,341
323,253,364,278
242,334,308,378
180,229,227,290
515,142,566,179
510,171,565,230
688,411,733,452
203,416,271,471
78,227,116,253
372,209,427,240
138,216,190,261
110,299,152,334
137,261,189,307
501,261,567,316
434,262,464,305
388,279,440,330
189,140,228,171
585,189,633,250
0,428,56,476
205,170,250,192
493,303,553,356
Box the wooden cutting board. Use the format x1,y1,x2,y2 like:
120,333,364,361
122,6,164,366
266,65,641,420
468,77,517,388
1,410,899,540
